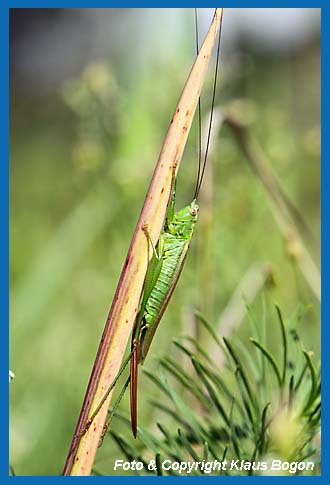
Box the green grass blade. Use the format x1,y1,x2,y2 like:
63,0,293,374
203,441,209,461
156,423,186,462
195,311,222,347
250,338,282,387
223,337,258,414
302,350,318,413
178,429,200,462
155,453,163,476
276,305,288,385
294,362,308,393
149,399,192,429
191,357,230,426
178,337,213,364
110,432,148,471
159,357,213,411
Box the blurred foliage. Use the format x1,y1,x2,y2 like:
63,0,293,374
10,9,320,476
98,304,320,476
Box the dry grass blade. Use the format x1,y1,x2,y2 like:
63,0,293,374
63,9,223,476
212,262,274,367
225,115,320,301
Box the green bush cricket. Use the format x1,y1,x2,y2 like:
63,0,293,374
84,8,223,441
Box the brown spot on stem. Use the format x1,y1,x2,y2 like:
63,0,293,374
182,126,187,133
176,107,180,113
122,256,130,271
186,110,189,116
161,187,164,194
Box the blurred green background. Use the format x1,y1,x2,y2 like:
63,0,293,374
10,8,320,476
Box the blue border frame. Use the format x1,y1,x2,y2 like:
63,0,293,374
2,2,9,480
4,2,324,481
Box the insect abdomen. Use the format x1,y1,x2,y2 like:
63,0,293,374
145,233,186,324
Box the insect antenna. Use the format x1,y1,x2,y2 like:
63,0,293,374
194,9,223,201
194,8,203,200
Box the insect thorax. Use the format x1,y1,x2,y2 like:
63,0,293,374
167,200,198,238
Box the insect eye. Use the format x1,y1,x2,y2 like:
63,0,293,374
190,209,197,217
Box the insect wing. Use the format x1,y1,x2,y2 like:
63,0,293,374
139,239,190,362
